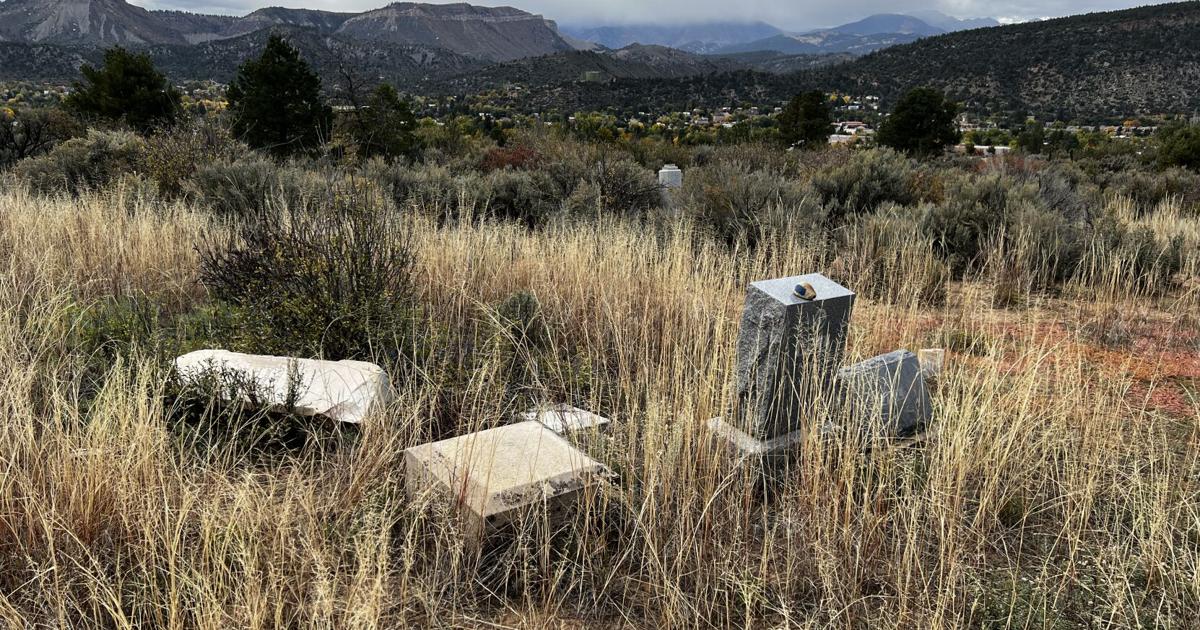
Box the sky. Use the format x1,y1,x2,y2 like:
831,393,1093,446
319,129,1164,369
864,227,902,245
130,0,1173,31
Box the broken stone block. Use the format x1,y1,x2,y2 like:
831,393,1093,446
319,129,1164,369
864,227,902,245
518,404,610,434
173,349,390,423
838,350,931,437
734,273,855,442
404,421,611,539
917,348,945,380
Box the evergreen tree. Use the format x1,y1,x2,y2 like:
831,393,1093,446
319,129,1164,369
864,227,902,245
1156,123,1200,171
777,91,831,149
65,47,180,132
1016,120,1046,154
877,87,960,157
227,35,331,156
344,84,417,161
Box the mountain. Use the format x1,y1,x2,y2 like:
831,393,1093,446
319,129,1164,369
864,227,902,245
714,13,949,55
809,2,1200,120
716,31,927,55
0,23,485,84
335,3,572,61
0,0,573,62
905,10,999,32
711,12,1002,56
712,51,855,74
559,22,783,53
0,0,188,45
432,43,744,92
832,14,945,37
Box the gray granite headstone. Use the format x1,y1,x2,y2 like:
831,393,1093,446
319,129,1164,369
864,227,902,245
734,273,855,441
837,349,931,437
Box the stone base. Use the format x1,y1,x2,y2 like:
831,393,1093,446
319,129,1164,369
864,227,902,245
705,416,818,460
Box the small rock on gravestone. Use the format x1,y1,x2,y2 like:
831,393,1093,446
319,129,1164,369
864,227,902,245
837,349,931,438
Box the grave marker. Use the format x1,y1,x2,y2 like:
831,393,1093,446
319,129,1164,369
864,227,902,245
709,273,855,457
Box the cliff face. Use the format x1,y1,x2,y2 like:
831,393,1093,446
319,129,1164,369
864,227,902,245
0,0,574,62
335,3,574,62
0,0,190,46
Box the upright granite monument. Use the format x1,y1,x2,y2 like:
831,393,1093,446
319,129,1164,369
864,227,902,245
709,273,855,456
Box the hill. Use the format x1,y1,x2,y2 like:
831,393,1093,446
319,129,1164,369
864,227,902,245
810,1,1200,120
559,21,783,53
432,44,744,93
460,2,1200,122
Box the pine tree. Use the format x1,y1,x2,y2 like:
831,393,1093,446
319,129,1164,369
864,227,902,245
877,87,960,157
777,91,831,149
345,84,417,161
65,47,180,132
227,35,332,156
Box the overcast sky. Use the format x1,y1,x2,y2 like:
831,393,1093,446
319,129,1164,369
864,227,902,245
130,0,1172,31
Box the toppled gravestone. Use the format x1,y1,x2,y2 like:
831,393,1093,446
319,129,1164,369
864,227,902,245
404,421,612,540
173,349,391,424
518,404,610,434
708,273,855,457
837,349,932,437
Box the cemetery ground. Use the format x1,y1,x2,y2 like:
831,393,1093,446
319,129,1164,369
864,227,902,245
0,179,1198,628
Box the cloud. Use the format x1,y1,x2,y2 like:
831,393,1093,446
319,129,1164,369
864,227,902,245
133,0,1172,30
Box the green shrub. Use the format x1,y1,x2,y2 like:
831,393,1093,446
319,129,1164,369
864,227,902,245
187,157,313,216
811,148,920,221
373,162,490,223
144,117,244,198
15,129,146,195
591,156,662,217
484,168,560,228
680,160,820,245
198,183,418,363
0,107,83,169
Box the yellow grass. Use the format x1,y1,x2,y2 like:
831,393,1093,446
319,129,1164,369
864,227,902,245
0,184,1197,628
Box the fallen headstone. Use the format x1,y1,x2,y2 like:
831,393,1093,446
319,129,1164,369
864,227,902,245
404,421,612,539
173,349,390,424
518,404,610,434
710,273,855,458
838,349,931,437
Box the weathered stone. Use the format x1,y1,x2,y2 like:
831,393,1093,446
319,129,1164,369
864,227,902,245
173,349,390,423
518,404,610,434
917,348,946,380
734,273,855,441
404,421,611,539
837,350,931,437
658,164,683,188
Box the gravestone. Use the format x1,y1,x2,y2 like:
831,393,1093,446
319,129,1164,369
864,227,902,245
404,421,612,540
657,164,683,189
709,273,855,456
838,350,931,437
174,349,390,423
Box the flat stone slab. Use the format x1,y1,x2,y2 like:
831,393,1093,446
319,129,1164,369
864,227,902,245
838,349,931,437
174,349,390,423
518,404,610,434
404,421,611,538
735,273,855,440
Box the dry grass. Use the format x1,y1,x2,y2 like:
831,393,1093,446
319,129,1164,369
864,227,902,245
0,184,1198,628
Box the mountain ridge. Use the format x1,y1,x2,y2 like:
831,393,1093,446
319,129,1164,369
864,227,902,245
0,0,574,61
